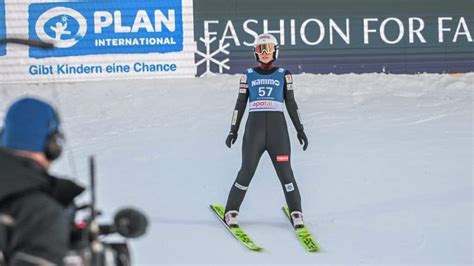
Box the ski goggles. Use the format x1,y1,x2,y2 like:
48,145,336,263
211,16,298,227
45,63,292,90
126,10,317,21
255,43,276,55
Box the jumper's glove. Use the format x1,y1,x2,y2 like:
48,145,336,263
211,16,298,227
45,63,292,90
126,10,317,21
225,132,238,148
297,131,308,151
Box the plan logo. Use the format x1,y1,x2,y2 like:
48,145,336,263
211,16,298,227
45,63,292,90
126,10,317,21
0,0,6,56
29,1,183,58
35,7,87,48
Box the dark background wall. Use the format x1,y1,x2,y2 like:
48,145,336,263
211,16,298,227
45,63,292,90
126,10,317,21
193,0,474,75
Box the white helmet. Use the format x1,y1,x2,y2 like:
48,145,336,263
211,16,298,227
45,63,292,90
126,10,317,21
253,33,279,63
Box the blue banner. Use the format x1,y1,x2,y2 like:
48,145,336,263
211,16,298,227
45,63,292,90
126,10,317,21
29,0,183,58
0,0,6,56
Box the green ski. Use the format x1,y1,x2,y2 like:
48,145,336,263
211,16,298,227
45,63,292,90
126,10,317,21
282,207,320,252
210,204,263,252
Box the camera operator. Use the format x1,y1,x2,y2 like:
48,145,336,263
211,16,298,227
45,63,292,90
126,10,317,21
0,97,84,266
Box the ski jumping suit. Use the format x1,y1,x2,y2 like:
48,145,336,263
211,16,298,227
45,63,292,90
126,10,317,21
225,66,305,214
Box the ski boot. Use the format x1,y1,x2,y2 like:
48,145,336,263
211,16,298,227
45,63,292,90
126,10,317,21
290,211,305,229
224,210,239,228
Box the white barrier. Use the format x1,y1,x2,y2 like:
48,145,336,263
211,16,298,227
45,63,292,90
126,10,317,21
0,0,196,83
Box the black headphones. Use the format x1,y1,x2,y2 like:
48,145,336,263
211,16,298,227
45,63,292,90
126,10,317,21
44,112,64,161
44,129,64,161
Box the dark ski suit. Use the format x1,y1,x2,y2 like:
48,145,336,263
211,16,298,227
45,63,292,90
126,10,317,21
225,66,306,214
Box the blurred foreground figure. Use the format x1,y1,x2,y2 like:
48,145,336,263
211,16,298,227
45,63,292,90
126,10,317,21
0,97,84,266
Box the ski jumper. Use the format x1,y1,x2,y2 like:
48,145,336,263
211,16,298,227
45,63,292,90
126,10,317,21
225,66,305,214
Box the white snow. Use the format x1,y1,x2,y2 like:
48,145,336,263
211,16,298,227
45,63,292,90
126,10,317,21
0,72,472,265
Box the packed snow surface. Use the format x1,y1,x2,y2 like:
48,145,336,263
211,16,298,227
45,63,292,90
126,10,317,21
1,73,472,265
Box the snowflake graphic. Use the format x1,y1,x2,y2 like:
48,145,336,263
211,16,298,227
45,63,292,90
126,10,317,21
195,35,230,77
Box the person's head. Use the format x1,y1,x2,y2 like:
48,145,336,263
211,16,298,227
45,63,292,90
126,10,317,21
253,33,279,65
1,97,64,169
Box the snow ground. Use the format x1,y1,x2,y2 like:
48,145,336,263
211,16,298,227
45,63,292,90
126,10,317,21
0,73,472,265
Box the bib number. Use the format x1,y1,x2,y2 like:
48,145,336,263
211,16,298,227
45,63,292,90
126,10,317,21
258,87,273,97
